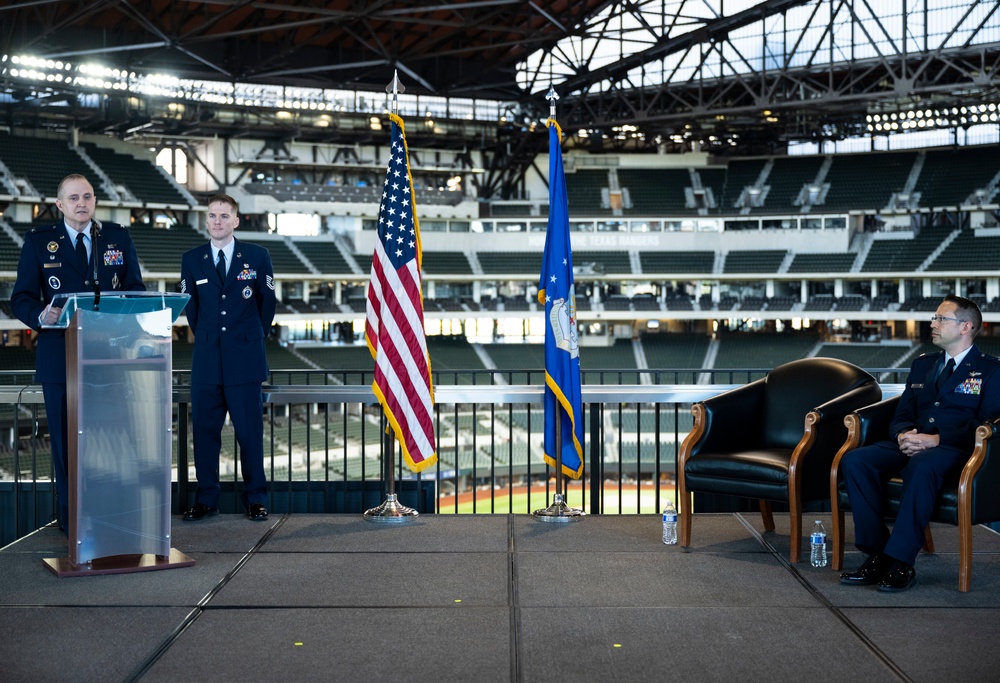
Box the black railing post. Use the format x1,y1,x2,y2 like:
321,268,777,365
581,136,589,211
177,400,189,514
588,402,601,515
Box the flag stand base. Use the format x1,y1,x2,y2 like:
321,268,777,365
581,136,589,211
364,493,418,523
533,493,584,523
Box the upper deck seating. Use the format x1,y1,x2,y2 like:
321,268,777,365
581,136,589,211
815,343,909,369
642,333,709,372
639,250,714,274
574,250,632,274
565,170,611,215
696,168,727,212
723,250,786,274
243,182,464,206
477,251,540,275
713,332,818,370
716,158,767,212
821,151,917,211
861,225,953,272
752,156,824,214
805,294,835,311
81,142,189,205
787,253,856,273
916,145,1000,208
237,236,311,274
580,339,640,383
129,223,206,273
617,168,691,215
291,240,355,275
0,133,104,199
926,231,1000,272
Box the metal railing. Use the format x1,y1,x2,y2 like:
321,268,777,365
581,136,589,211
0,368,910,545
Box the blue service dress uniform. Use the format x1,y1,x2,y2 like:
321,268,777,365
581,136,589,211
10,221,145,529
841,346,1000,565
180,238,276,510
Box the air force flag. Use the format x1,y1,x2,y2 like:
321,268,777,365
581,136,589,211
538,120,584,479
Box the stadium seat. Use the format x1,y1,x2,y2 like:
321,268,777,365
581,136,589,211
678,357,881,562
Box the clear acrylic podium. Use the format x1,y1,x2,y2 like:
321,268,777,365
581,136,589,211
42,292,195,577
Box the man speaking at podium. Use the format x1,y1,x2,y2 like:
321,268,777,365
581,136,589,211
11,174,145,533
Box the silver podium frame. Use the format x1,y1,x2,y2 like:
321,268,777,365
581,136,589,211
42,292,194,577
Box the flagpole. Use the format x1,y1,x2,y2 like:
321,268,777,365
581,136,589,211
534,84,583,523
364,69,418,523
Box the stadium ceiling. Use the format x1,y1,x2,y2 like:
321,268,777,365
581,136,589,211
2,1,1000,165
1,0,606,98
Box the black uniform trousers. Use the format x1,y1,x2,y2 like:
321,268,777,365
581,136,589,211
840,440,966,566
191,381,268,509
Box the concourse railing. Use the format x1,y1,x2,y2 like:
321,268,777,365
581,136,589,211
0,368,909,545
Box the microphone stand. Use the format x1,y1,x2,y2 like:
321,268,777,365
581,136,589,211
91,220,101,311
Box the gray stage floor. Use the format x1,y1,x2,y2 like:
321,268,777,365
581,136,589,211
3,512,1000,682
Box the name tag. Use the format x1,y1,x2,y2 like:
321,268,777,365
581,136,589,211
196,278,208,285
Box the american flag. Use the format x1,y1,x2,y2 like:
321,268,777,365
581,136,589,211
365,113,437,473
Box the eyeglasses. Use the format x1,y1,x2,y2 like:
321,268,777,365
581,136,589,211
930,315,965,324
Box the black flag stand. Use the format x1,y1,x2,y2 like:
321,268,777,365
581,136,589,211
533,85,583,523
363,70,419,524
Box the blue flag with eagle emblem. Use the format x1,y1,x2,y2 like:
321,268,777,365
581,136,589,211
538,119,584,479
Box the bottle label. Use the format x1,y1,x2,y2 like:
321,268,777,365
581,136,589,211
663,513,677,523
811,533,825,543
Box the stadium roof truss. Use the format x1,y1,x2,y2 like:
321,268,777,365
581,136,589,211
518,0,1000,153
1,1,998,190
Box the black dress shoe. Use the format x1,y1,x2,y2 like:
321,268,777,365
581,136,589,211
247,503,268,521
877,561,916,592
182,503,219,521
840,553,892,586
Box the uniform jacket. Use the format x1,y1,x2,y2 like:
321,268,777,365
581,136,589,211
890,345,1000,453
11,221,145,383
180,238,276,386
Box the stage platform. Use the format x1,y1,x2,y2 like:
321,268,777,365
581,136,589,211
3,512,1000,682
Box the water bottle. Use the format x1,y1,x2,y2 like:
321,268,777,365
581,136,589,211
662,500,678,545
810,520,827,567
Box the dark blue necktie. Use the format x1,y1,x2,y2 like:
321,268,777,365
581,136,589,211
936,358,955,392
75,232,88,272
216,249,226,283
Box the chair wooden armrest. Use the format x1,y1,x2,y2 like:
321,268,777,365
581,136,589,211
956,420,999,591
829,396,900,571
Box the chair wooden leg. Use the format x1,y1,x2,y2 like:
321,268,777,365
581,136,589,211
759,500,775,531
922,525,935,554
789,516,802,563
679,475,691,548
831,507,846,571
958,517,972,593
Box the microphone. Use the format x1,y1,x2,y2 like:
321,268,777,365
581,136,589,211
91,219,102,311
